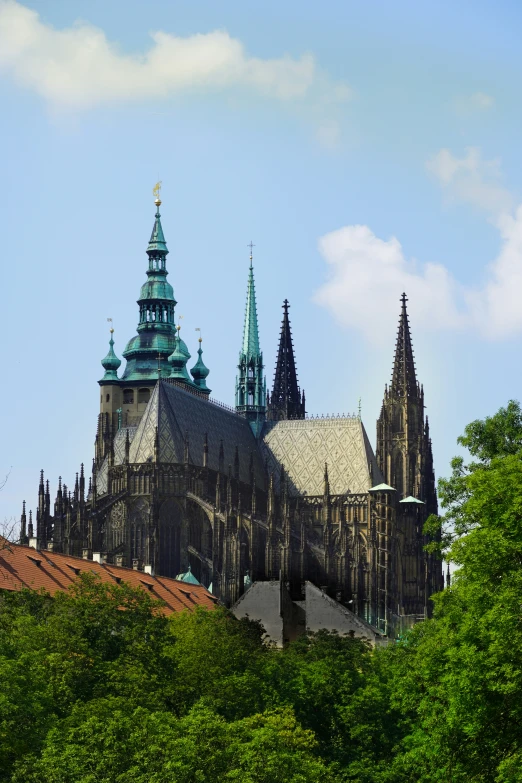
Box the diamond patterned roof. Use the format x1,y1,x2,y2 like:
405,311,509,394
129,381,266,486
262,417,383,496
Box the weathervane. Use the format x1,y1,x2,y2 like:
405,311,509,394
153,181,162,206
107,317,114,335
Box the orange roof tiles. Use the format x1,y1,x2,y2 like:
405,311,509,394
0,539,218,615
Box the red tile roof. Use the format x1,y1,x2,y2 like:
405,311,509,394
0,539,217,615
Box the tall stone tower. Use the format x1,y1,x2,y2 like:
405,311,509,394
376,293,436,511
235,248,266,437
267,299,305,421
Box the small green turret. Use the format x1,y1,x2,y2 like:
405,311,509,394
100,329,121,382
190,338,211,394
168,327,194,385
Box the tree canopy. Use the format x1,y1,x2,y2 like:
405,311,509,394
2,401,522,781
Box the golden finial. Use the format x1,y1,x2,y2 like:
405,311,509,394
107,317,114,335
153,181,162,207
195,327,202,343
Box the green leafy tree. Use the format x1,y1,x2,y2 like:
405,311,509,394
385,401,522,782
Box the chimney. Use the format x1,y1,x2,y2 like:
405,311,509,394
82,548,90,560
92,552,106,565
132,558,140,571
29,537,40,551
144,564,154,576
115,554,124,568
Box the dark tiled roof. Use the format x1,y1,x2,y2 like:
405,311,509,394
0,540,217,615
129,381,266,486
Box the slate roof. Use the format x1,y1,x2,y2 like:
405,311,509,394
128,381,266,487
0,540,217,615
262,417,383,496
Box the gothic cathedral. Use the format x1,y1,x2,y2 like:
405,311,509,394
20,194,443,636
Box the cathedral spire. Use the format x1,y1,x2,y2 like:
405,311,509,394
241,247,260,357
235,245,266,437
268,299,305,421
120,188,178,382
377,293,434,505
390,293,418,398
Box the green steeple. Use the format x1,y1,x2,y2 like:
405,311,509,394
190,338,211,394
121,195,178,382
147,206,168,254
236,246,266,437
100,329,121,382
242,256,260,356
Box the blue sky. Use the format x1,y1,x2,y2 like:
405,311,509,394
2,0,522,525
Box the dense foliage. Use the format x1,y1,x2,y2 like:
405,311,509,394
1,401,522,781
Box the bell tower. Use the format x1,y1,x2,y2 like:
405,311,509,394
376,293,435,506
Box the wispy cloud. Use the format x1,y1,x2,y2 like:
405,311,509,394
454,91,495,114
316,148,522,342
426,147,512,215
0,1,351,110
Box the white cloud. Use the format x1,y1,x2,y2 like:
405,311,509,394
0,1,351,109
426,147,512,216
315,225,465,342
316,148,522,342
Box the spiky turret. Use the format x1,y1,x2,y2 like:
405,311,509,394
267,299,305,420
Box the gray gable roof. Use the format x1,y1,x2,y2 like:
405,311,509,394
262,417,383,496
128,381,266,487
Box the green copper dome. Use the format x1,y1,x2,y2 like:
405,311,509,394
100,332,121,382
190,340,211,394
139,277,174,301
